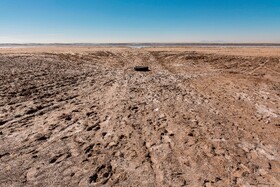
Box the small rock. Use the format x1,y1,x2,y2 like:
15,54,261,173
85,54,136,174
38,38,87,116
134,66,149,71
36,135,49,141
108,142,118,147
159,114,166,119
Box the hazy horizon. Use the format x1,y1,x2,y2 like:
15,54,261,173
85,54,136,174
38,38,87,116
1,41,280,45
1,0,280,43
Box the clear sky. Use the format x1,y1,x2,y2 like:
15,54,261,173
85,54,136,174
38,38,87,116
0,0,280,43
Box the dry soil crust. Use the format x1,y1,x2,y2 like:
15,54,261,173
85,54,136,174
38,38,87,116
0,47,280,186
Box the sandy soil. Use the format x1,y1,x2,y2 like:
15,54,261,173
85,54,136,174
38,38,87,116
0,47,279,186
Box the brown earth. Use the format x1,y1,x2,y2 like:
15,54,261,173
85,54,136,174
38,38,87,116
0,47,280,187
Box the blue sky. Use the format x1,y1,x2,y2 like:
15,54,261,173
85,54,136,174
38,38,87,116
0,0,280,43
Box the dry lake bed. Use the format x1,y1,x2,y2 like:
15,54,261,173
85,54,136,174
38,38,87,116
0,46,280,186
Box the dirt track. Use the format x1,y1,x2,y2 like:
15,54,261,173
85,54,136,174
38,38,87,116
0,47,280,186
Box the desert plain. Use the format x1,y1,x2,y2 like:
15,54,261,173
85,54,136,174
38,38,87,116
0,46,280,186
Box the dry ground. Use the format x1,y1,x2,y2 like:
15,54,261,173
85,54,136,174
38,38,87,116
0,46,280,186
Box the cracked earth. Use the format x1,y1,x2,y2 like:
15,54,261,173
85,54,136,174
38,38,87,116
0,47,280,186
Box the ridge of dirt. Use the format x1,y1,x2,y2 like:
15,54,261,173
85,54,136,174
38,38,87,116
0,48,279,186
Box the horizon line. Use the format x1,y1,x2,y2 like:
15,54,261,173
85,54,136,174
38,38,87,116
1,42,280,45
